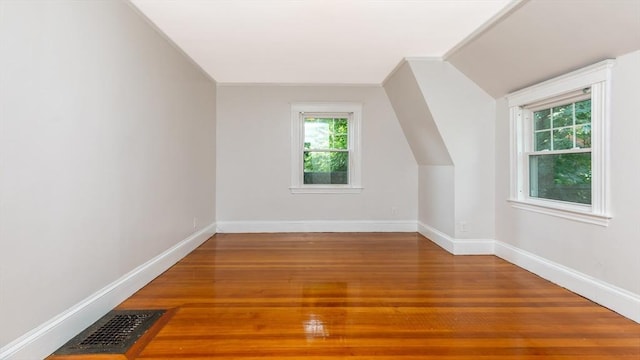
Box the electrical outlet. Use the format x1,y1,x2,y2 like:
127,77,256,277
391,207,398,216
193,217,198,230
459,221,468,232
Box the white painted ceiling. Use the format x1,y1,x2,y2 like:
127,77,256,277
131,0,512,84
447,0,640,97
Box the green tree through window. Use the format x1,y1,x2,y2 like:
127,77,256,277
303,116,349,184
530,99,591,204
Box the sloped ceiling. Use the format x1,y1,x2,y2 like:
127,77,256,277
129,0,511,84
383,61,453,166
128,0,639,93
447,0,640,98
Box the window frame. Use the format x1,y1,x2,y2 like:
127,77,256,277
290,102,362,194
507,60,614,226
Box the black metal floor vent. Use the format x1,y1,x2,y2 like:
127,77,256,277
54,309,165,355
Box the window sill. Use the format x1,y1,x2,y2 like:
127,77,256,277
508,199,611,226
289,186,363,194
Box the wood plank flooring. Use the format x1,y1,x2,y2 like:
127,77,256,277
116,232,639,359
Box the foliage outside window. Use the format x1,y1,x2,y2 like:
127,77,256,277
507,60,613,226
303,116,349,185
290,103,362,194
529,98,592,204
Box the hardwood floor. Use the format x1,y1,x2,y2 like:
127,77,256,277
115,232,639,359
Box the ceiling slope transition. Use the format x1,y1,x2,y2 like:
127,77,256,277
447,0,640,97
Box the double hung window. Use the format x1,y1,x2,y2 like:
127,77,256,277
302,114,349,185
290,103,362,194
507,60,614,225
528,95,592,204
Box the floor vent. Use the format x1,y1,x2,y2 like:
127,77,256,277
54,309,165,356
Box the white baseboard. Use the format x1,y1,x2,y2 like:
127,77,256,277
417,222,639,323
417,221,494,255
0,222,216,360
494,240,640,323
216,220,417,233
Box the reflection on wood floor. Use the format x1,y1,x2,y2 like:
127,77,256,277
118,232,640,359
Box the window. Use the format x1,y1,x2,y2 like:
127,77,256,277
529,97,592,204
290,103,362,194
507,60,614,225
303,115,349,185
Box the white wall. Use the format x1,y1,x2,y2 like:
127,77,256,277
383,62,452,166
216,85,417,229
495,50,640,296
418,165,454,236
410,60,496,240
0,0,216,353
383,59,495,241
383,61,455,238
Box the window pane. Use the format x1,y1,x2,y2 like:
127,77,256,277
529,153,591,204
552,104,573,127
575,99,591,125
553,127,574,150
303,151,348,184
304,117,348,150
576,124,591,148
535,131,551,151
533,99,591,152
534,109,550,130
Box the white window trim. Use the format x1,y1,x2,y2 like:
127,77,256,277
290,102,363,194
506,60,614,226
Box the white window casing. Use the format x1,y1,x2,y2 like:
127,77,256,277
506,60,614,226
290,102,363,194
